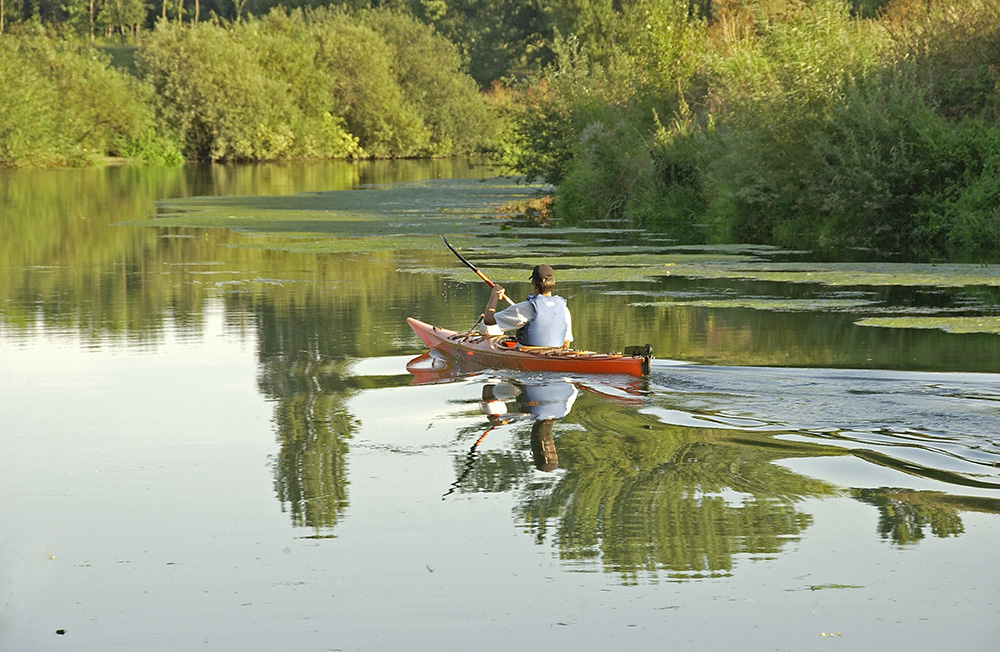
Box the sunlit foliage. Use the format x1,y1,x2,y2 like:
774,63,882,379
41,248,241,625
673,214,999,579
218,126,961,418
137,8,493,161
0,25,180,166
502,0,1000,260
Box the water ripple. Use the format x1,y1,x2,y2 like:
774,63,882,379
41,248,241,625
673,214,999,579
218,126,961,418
646,364,1000,487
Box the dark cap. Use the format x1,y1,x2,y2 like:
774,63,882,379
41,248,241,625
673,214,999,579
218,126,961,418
529,264,555,283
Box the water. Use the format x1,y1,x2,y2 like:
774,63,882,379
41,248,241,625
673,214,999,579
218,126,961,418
2,161,999,651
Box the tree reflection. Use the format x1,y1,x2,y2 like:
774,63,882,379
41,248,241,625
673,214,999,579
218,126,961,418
449,378,837,582
853,488,968,545
254,292,376,532
258,354,357,531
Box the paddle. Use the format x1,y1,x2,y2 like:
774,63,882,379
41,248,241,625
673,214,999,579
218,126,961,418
441,235,514,306
442,424,499,498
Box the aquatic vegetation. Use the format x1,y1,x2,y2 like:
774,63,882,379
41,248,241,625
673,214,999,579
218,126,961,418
856,316,1000,335
802,584,865,591
635,298,879,312
151,173,1000,291
150,177,546,253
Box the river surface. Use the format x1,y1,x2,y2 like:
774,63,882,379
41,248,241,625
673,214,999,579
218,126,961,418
2,160,999,651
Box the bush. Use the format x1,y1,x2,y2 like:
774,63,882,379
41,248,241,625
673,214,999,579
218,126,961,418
882,0,1000,121
359,8,496,154
301,9,430,157
137,9,493,161
637,104,712,241
919,118,1000,258
556,118,656,228
0,26,179,167
251,11,363,159
506,0,1000,259
138,20,297,161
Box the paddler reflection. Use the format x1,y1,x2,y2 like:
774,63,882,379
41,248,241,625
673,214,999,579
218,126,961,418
481,379,577,471
445,378,578,498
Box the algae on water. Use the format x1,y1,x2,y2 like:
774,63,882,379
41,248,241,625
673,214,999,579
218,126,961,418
856,317,1000,335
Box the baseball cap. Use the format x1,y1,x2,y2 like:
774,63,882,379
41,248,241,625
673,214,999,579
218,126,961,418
530,264,555,283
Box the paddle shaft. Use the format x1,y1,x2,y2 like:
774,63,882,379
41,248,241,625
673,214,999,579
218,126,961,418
441,236,514,306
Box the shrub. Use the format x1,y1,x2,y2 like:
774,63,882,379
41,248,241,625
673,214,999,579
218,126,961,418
918,118,1000,258
138,20,295,161
137,9,493,161
0,27,178,167
881,0,1000,121
637,104,712,241
359,8,496,155
556,118,656,228
251,10,362,159
302,9,431,157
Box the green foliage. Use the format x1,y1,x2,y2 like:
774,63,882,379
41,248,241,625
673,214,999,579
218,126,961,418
618,0,706,92
710,69,960,252
136,9,492,161
882,0,1000,121
0,26,179,167
555,117,656,228
498,30,662,185
505,0,1000,260
922,117,1000,257
503,4,708,223
358,8,495,154
701,1,1000,257
636,103,712,241
139,20,304,161
112,129,185,165
305,9,430,157
406,0,612,86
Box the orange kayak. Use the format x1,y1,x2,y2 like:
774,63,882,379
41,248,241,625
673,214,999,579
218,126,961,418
407,317,652,376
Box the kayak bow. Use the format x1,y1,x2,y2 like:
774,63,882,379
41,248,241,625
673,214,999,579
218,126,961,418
407,317,652,376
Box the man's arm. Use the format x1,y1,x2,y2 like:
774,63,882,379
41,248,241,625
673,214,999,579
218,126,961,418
483,285,505,325
562,306,573,348
488,295,535,332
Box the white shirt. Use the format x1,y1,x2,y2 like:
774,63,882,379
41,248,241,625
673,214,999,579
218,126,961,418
493,298,574,344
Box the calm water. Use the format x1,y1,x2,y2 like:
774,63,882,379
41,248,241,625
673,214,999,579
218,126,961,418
2,161,999,651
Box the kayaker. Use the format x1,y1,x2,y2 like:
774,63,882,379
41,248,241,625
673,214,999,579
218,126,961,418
482,264,573,348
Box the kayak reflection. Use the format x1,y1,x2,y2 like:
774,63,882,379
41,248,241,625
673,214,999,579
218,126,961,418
446,377,579,497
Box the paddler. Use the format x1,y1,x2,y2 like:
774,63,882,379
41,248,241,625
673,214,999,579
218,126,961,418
482,264,574,348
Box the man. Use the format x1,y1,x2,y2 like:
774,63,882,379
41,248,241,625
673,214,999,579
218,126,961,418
482,264,573,348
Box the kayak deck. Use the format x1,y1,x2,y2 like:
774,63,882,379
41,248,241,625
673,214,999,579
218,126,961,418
407,317,652,376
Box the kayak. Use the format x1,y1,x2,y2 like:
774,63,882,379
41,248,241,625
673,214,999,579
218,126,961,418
407,317,652,376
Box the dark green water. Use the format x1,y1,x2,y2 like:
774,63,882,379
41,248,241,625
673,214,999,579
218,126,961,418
2,161,999,651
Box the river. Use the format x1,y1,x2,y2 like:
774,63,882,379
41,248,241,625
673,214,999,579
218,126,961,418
2,160,999,651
